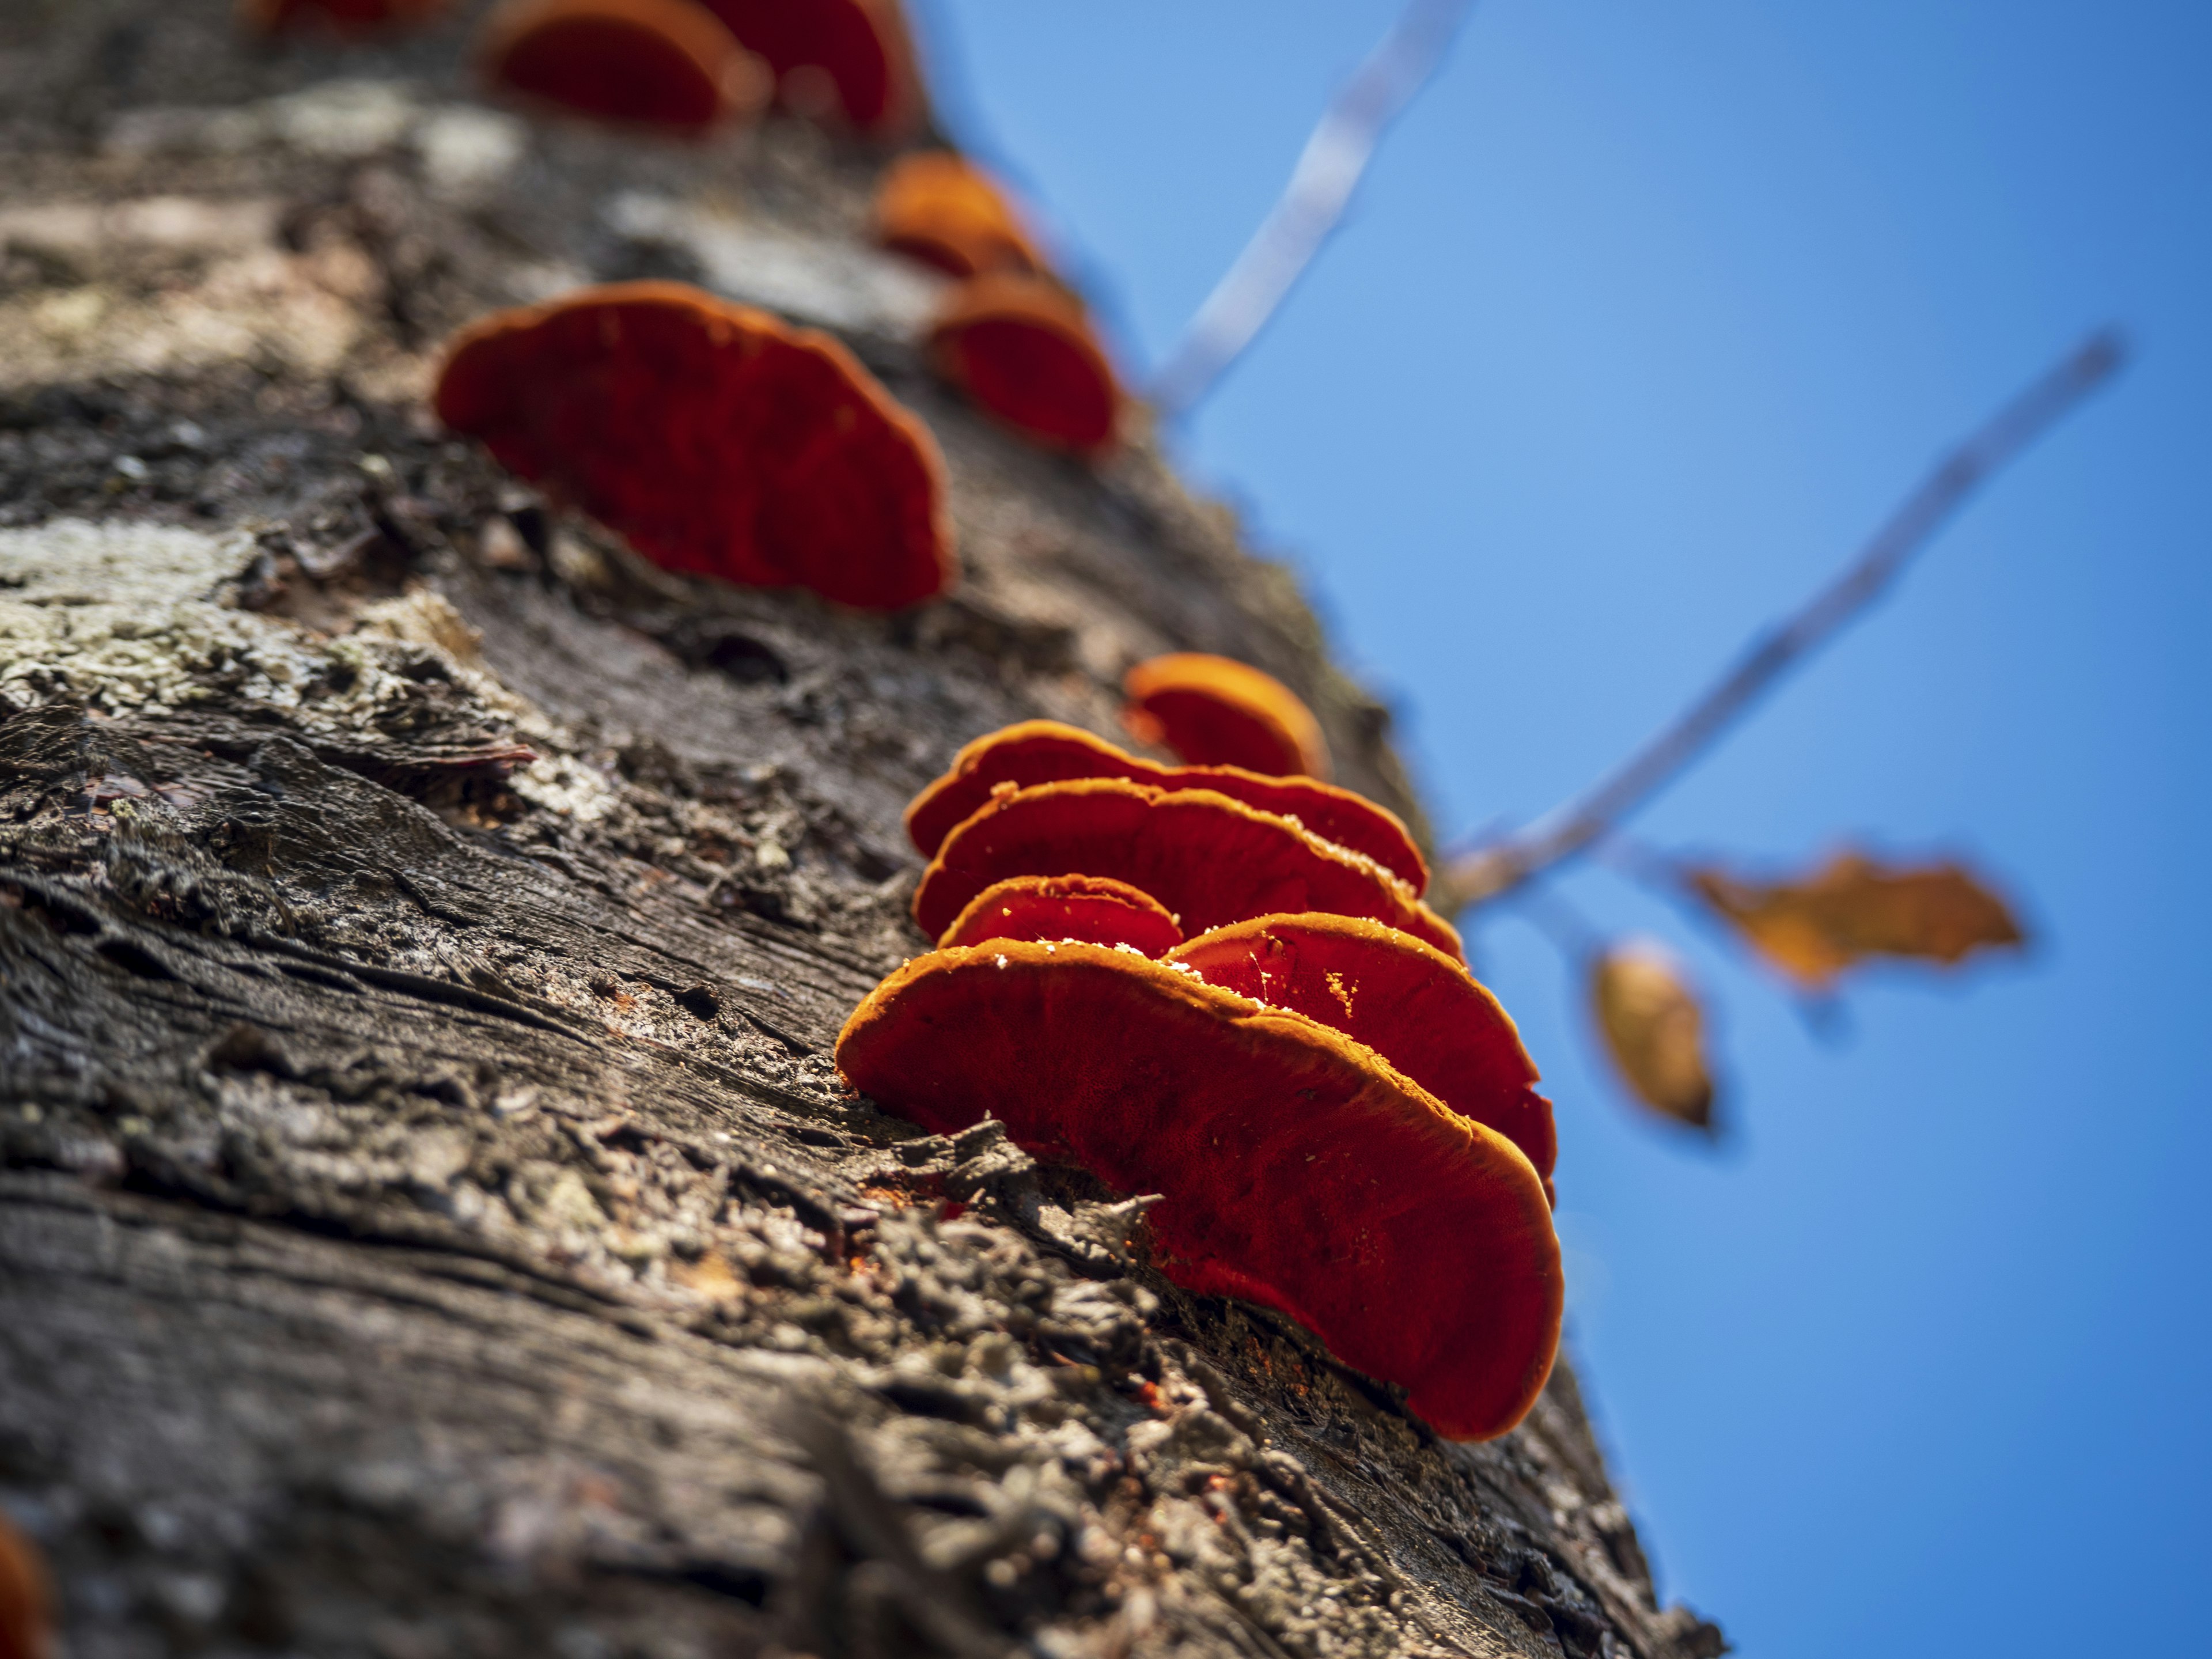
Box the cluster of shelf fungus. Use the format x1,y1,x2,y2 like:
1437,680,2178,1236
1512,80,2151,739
849,707,1564,1443
271,0,1567,1448
252,1,1157,628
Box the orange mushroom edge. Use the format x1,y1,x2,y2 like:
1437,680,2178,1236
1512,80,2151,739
834,939,1562,1440
929,272,1121,456
1170,912,1557,1203
433,281,955,610
874,151,1043,279
912,777,1462,961
938,872,1184,955
240,0,448,35
904,719,1427,893
696,0,926,138
1123,652,1331,780
0,1508,50,1659
478,0,770,134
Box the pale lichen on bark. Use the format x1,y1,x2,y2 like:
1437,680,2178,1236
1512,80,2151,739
0,4,1723,1656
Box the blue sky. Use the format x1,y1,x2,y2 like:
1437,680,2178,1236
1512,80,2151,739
911,2,2212,1652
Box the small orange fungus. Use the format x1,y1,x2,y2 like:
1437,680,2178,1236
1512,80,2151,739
695,0,925,137
904,721,1427,892
929,272,1120,456
1169,913,1556,1197
914,778,1461,960
0,1512,49,1659
1123,652,1330,780
835,940,1561,1440
478,0,768,133
874,151,1043,279
434,281,953,609
938,873,1184,955
240,0,447,34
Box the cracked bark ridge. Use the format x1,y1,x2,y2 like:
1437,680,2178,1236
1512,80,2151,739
0,4,1726,1656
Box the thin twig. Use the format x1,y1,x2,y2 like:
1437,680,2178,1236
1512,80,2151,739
1147,0,1475,416
1438,328,2126,912
1506,881,1606,967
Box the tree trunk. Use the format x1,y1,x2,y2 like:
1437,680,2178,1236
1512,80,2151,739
0,6,1725,1656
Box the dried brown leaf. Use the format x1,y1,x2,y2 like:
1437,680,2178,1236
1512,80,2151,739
1688,850,2025,989
1591,942,1716,1131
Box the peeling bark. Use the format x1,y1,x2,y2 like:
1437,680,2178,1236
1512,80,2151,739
0,5,1725,1656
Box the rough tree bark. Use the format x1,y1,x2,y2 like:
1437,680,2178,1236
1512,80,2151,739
0,5,1726,1656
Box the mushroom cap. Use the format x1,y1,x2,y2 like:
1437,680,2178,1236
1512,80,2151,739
0,1510,49,1659
903,719,1428,893
929,272,1120,456
835,940,1562,1441
478,0,770,132
1168,913,1556,1193
938,873,1184,955
695,0,925,137
241,0,447,31
1123,652,1331,780
874,151,1043,279
434,281,954,610
914,778,1463,960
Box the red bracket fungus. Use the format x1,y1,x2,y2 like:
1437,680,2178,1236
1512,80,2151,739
1168,913,1557,1202
0,1510,49,1659
240,0,447,35
913,778,1462,960
929,272,1121,456
904,719,1427,892
835,940,1562,1440
477,0,769,134
434,281,954,610
1123,652,1331,780
938,872,1184,955
694,0,925,138
874,151,1043,279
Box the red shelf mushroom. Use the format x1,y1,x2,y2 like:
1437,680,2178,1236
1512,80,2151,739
695,0,925,138
240,0,448,34
874,151,1043,279
836,940,1562,1441
904,719,1428,893
930,272,1120,456
1169,912,1557,1202
938,872,1184,955
1123,652,1331,780
434,281,954,610
477,0,768,134
912,778,1461,960
0,1510,49,1659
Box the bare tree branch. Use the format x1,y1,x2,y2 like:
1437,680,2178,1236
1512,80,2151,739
1148,0,1475,416
1438,328,2126,912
